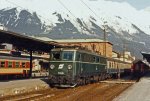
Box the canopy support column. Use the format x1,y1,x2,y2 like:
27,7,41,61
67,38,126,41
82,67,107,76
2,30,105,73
29,50,33,78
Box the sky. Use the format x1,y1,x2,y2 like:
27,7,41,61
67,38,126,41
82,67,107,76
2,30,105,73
105,0,150,10
0,0,150,35
1,0,150,11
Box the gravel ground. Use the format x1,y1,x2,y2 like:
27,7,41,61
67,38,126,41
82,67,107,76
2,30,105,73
0,78,50,96
0,77,134,100
113,75,150,101
0,82,131,101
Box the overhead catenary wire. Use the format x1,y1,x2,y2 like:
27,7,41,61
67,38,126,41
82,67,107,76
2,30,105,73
80,0,102,22
79,0,125,58
56,0,80,32
107,26,128,60
57,0,94,36
79,0,107,35
80,0,132,43
79,0,109,56
57,0,77,20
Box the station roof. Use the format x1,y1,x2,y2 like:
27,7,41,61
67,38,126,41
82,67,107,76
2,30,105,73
57,39,110,43
37,38,113,45
141,52,150,63
0,30,60,52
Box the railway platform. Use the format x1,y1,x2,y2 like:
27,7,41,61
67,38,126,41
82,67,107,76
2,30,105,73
113,73,150,101
0,78,50,96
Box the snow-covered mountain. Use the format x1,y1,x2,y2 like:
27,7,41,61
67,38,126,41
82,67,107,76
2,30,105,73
0,8,46,35
1,0,150,58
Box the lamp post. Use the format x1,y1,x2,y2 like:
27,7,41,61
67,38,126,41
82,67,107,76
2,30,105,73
122,39,126,62
102,21,107,57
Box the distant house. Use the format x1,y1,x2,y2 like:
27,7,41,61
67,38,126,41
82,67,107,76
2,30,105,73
112,51,135,63
112,51,121,59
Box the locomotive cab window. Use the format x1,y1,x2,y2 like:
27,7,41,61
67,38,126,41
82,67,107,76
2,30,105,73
62,52,74,61
51,52,61,60
0,61,5,67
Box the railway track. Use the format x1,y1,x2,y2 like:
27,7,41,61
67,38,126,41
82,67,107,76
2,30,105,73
0,79,134,101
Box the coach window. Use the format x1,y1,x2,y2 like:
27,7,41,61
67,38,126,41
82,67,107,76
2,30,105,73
111,62,113,68
15,62,20,68
0,61,5,67
8,62,12,68
109,62,111,68
22,62,26,68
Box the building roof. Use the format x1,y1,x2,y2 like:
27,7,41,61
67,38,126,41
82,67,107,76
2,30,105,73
0,30,61,52
32,37,54,42
53,38,113,44
141,52,150,63
33,37,113,45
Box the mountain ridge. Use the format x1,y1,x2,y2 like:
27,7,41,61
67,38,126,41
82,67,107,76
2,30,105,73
1,0,150,59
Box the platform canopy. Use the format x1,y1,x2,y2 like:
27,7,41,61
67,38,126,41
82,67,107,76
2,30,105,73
0,30,62,77
141,52,150,63
0,30,60,52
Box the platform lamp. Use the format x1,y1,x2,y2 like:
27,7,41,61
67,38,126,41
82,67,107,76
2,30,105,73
102,21,108,57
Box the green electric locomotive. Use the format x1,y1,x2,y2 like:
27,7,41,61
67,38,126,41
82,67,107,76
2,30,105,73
49,48,108,87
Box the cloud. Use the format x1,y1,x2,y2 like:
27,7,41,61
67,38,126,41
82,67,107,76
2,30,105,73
105,0,120,1
104,0,150,10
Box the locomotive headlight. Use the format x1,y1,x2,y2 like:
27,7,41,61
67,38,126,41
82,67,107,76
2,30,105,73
68,65,72,70
50,64,55,69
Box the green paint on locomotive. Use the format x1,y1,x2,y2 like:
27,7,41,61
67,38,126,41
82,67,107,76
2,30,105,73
49,48,107,86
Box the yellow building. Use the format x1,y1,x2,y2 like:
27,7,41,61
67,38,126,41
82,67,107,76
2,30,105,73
112,51,135,63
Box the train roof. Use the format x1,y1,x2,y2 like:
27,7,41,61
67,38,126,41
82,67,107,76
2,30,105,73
106,57,132,64
51,48,106,58
0,55,30,61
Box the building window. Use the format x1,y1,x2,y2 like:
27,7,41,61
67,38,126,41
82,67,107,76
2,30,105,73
109,62,111,68
92,44,95,50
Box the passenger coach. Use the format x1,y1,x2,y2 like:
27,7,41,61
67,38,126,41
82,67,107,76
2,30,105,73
0,56,30,79
107,58,131,78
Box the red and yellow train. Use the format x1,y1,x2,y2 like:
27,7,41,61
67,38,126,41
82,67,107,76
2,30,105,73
131,60,149,78
0,56,30,79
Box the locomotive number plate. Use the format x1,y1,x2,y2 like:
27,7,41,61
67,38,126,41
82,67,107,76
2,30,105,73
58,72,64,75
